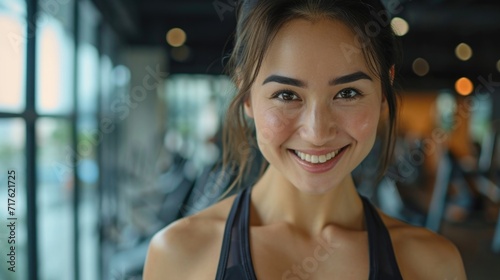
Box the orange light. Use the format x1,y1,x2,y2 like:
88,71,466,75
455,77,473,96
166,28,186,47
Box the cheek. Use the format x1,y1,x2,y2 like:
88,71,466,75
344,107,380,143
255,107,295,146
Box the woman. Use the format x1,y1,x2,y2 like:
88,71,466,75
144,0,467,279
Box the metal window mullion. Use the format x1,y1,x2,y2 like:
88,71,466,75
26,0,38,279
72,1,81,280
96,20,104,280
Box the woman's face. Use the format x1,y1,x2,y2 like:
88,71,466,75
244,18,384,194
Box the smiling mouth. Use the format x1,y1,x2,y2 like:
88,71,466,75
292,147,347,164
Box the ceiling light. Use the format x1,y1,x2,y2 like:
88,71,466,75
455,43,473,61
391,17,409,36
166,28,187,47
455,77,473,96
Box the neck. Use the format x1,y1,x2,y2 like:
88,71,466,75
251,166,365,236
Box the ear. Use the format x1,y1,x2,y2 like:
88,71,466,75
243,95,254,119
381,65,395,107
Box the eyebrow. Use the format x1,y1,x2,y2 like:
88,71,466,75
262,71,373,87
262,75,306,87
330,71,373,85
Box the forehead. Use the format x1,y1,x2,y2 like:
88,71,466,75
258,18,370,81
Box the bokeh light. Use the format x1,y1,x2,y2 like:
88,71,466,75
391,17,409,36
171,45,191,62
166,28,187,47
455,77,474,96
455,43,473,61
412,58,430,76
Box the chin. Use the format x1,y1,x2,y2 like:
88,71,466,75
291,177,343,195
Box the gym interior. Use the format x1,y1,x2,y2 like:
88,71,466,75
0,0,499,279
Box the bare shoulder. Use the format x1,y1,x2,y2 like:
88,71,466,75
143,195,236,280
379,211,467,280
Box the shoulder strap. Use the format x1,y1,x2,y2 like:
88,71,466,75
238,187,257,279
361,195,380,279
360,195,403,280
215,190,245,280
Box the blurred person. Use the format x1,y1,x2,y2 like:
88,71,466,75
144,0,466,279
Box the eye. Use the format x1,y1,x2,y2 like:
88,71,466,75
335,88,362,100
272,90,300,102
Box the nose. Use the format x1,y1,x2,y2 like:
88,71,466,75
299,102,337,146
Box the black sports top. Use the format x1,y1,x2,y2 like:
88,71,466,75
214,187,404,280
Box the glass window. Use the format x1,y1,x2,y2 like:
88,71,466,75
36,2,74,115
100,55,114,110
0,1,26,113
77,43,99,115
77,0,99,115
77,116,99,280
0,118,27,280
77,2,100,279
37,118,74,280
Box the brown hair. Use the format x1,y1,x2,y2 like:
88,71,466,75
222,0,401,194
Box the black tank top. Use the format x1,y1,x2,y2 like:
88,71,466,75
215,187,404,280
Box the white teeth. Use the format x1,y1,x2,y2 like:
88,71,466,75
294,149,341,164
311,155,319,163
319,155,326,163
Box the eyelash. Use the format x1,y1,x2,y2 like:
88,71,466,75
270,89,299,103
270,87,363,103
336,88,364,101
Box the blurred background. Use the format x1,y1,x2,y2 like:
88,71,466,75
0,0,499,279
